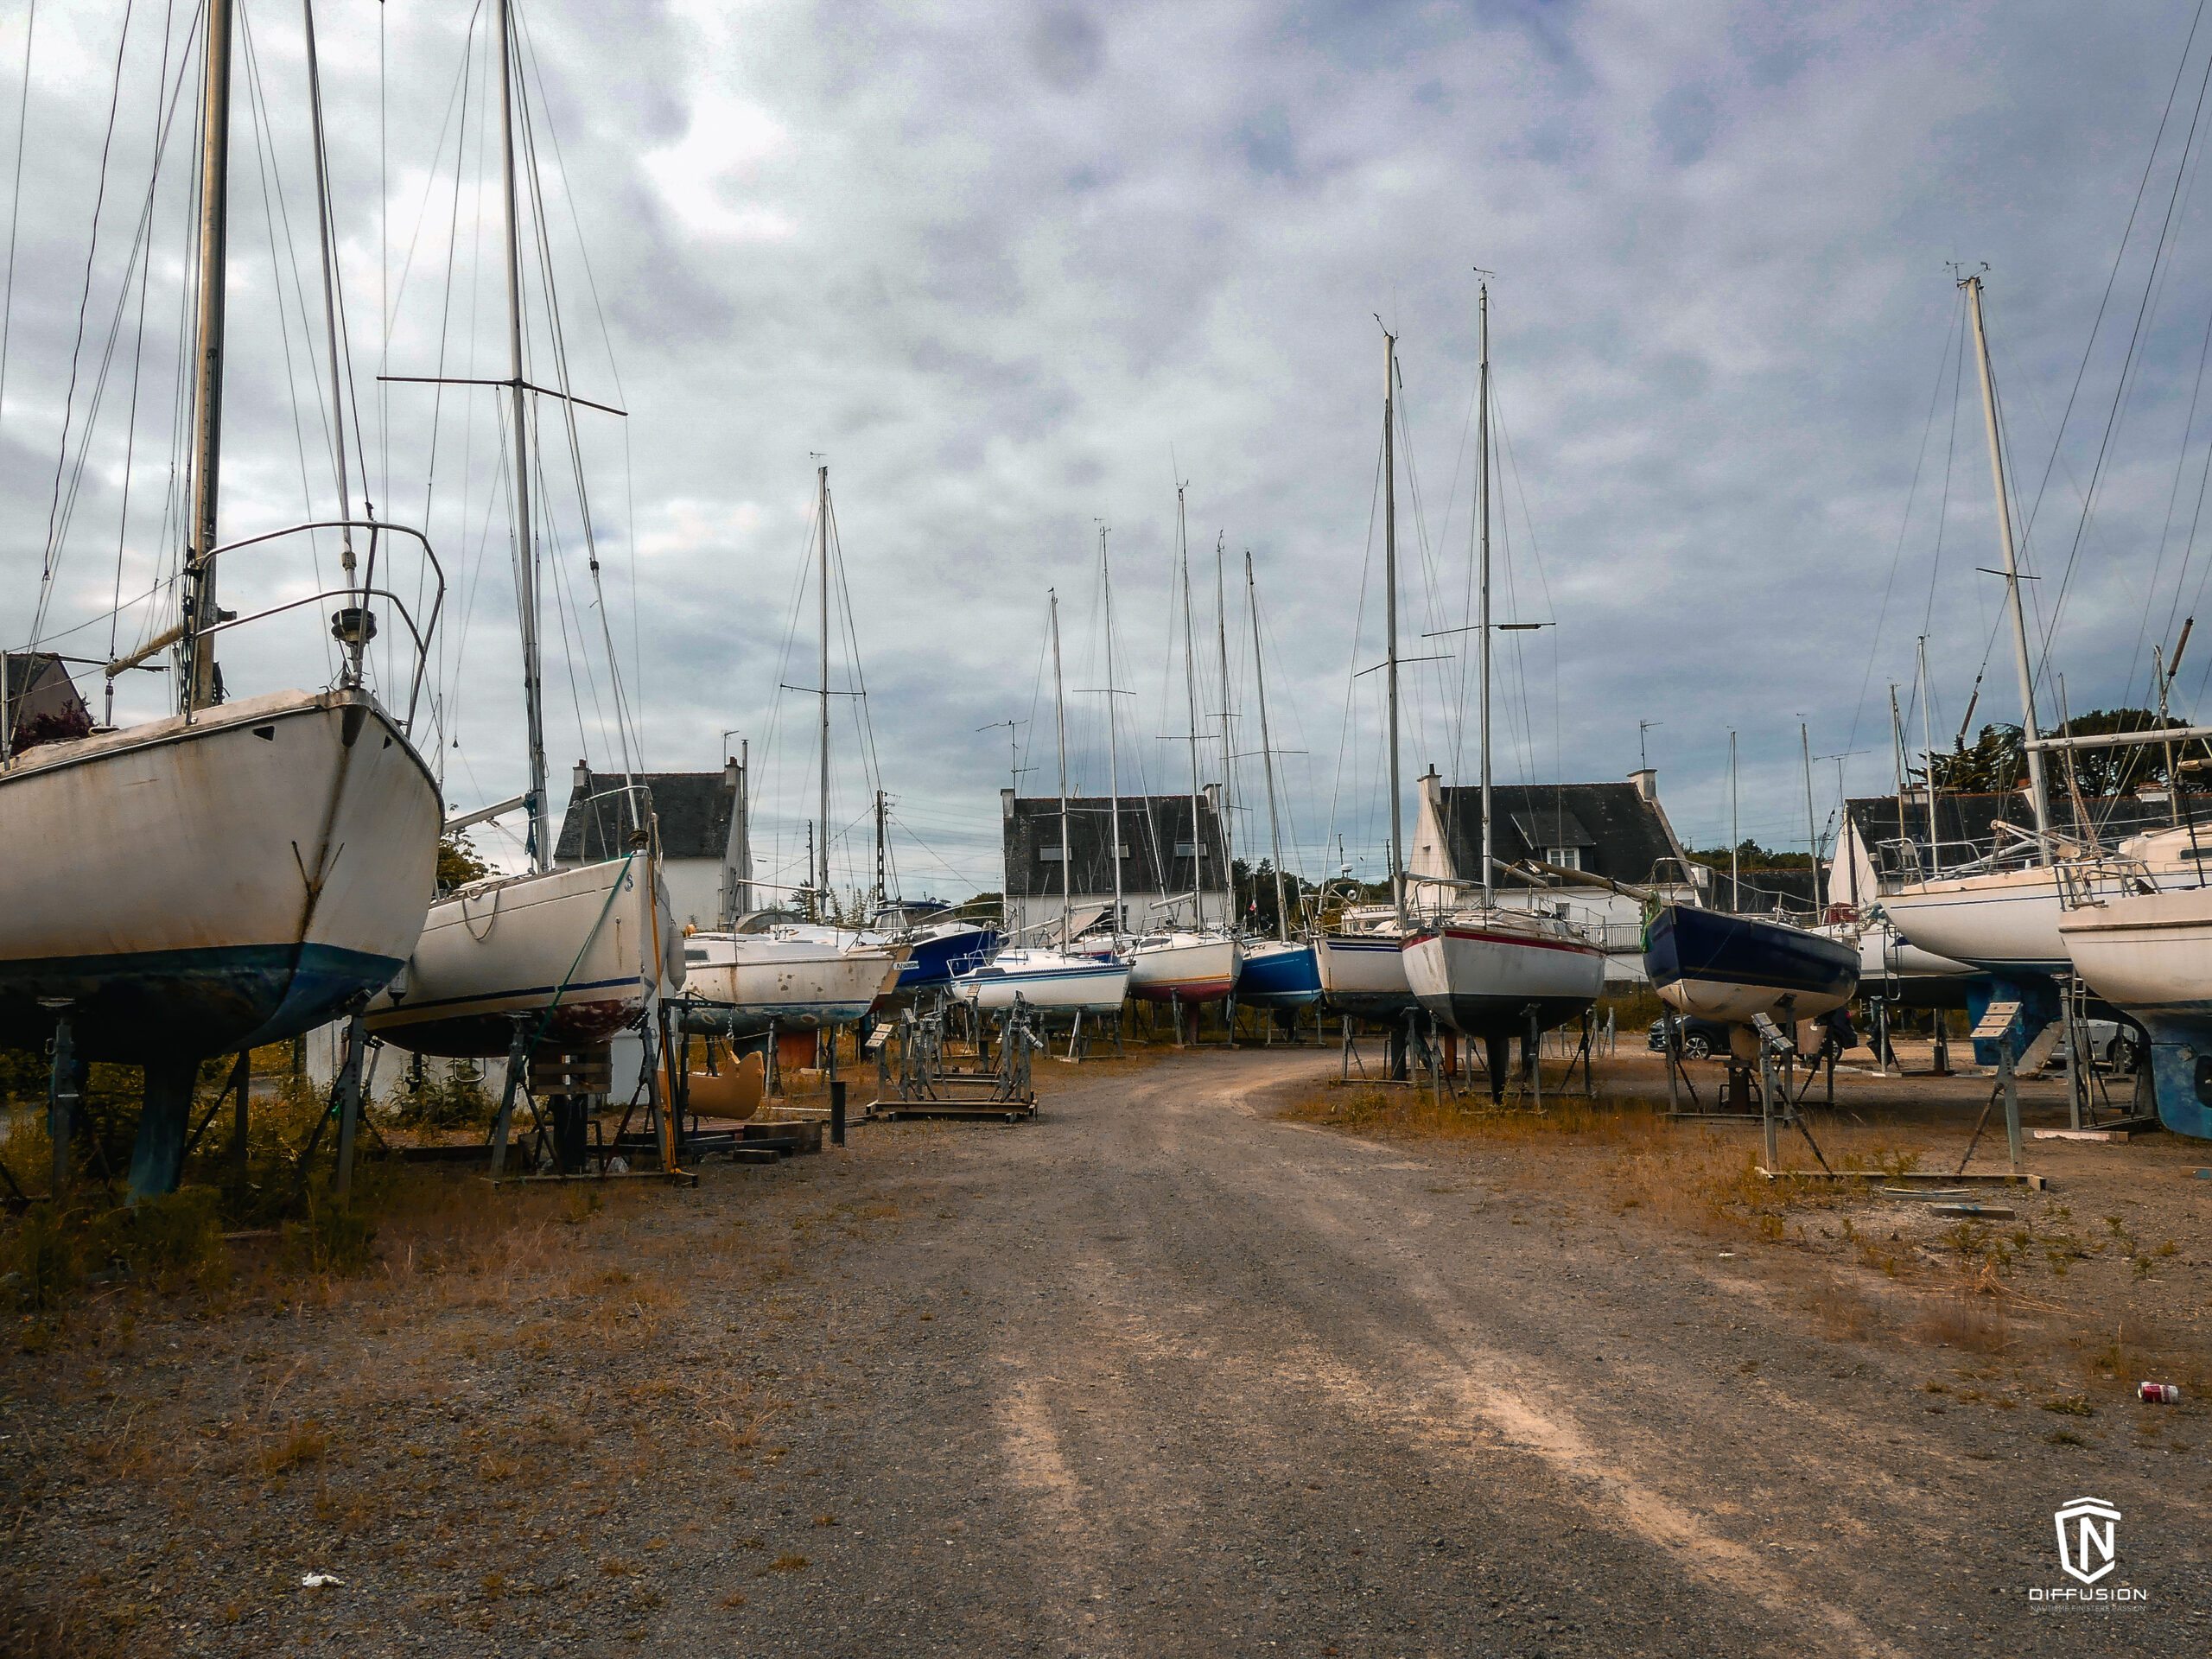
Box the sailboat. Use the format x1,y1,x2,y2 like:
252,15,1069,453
1872,273,2206,1044
0,0,442,1194
956,590,1132,1015
2057,874,2212,1137
681,465,906,1037
1314,327,1420,1020
1128,487,1243,1005
365,0,677,1058
1234,550,1321,1009
1643,663,1855,1032
1398,285,1605,1076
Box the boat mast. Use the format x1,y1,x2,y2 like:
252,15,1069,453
1917,633,1941,879
1728,729,1738,911
817,463,830,921
1382,326,1406,930
181,0,238,715
494,0,549,870
1478,283,1494,912
1101,525,1125,938
1961,272,2051,857
1213,531,1236,931
1247,550,1290,942
874,787,887,909
1802,721,1822,915
1179,485,1204,930
1050,589,1071,950
1889,683,1910,854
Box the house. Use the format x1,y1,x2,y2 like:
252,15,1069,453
1001,785,1230,940
1404,766,1702,984
1831,787,2212,907
2,653,92,753
555,757,752,932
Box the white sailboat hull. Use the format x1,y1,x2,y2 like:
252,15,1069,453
2060,889,2212,1010
366,855,680,1058
0,687,439,1061
1402,918,1605,1039
957,950,1131,1014
1127,934,1241,1002
1314,930,1416,1017
679,937,905,1036
1883,830,2206,977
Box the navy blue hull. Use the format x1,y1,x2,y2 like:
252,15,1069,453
1643,906,1858,1022
1238,944,1322,1007
0,941,405,1062
893,925,998,995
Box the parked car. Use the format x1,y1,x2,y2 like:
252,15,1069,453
2049,1018,2141,1074
1647,1014,1732,1061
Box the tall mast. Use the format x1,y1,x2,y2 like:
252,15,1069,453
1961,272,2051,856
817,463,831,918
1179,485,1204,929
495,0,549,870
1478,283,1495,911
181,0,238,714
1383,327,1406,929
1213,531,1235,931
1247,550,1290,941
1802,721,1822,914
1917,633,1941,879
1889,683,1910,854
1101,526,1125,938
1050,590,1071,949
874,787,887,909
1728,729,1738,911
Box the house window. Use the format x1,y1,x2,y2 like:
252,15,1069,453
1038,848,1065,861
1547,847,1581,871
1174,842,1202,859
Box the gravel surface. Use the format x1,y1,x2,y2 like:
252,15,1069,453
3,1045,2208,1655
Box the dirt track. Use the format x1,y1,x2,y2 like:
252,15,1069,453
6,1045,2209,1656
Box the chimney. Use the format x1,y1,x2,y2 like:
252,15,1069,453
1001,786,1015,821
573,758,591,795
724,754,741,793
1629,766,1657,803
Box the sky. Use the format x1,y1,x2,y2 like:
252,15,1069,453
9,0,2212,902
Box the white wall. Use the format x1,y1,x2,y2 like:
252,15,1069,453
663,856,725,932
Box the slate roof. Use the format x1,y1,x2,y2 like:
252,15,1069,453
1003,792,1229,900
556,769,736,864
1433,782,1683,887
1842,789,2212,876
2,652,92,750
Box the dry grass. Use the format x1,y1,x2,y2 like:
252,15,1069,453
1911,1292,2009,1354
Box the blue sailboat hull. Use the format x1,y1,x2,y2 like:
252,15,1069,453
1236,942,1321,1007
892,925,999,995
1643,905,1858,1026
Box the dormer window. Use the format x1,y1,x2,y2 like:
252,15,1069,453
1547,846,1581,871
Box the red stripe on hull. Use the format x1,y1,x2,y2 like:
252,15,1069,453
1129,978,1236,1003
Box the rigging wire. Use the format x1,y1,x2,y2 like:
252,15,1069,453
31,0,140,650
2034,32,2212,685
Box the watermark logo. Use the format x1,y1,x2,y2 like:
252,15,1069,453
2054,1497,2121,1586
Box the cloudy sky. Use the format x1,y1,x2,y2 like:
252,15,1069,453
8,0,2212,900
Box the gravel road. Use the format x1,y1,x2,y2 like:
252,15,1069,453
9,1045,2206,1656
710,1047,2204,1656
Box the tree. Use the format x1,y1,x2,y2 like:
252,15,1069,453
436,832,490,892
1923,711,2204,798
1231,858,1319,936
